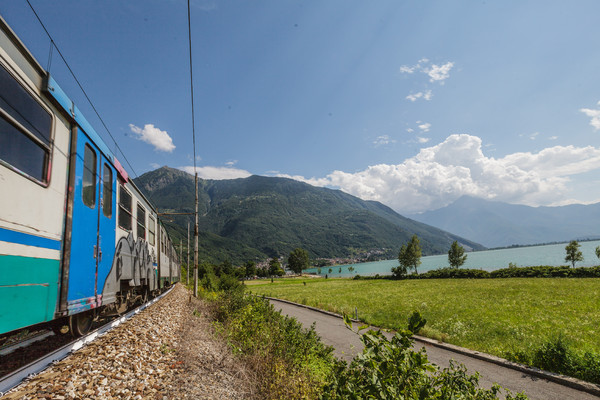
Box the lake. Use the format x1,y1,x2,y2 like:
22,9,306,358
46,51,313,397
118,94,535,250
306,240,600,278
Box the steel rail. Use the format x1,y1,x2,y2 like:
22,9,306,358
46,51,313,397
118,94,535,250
0,331,54,356
0,286,174,395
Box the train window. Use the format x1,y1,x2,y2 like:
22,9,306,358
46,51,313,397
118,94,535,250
137,204,146,240
102,164,112,218
82,145,96,208
0,63,52,184
148,216,156,245
118,184,132,231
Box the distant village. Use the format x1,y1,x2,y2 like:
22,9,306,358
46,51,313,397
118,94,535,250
254,248,390,274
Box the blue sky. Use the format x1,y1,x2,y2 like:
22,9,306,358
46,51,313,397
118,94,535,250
2,1,600,214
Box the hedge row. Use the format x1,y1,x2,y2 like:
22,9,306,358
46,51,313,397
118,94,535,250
353,265,600,280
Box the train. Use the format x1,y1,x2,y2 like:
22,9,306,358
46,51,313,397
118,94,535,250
0,15,180,337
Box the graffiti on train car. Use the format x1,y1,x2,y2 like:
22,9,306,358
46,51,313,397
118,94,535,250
101,233,157,304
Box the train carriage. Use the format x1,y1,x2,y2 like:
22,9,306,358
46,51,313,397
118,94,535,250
0,15,180,337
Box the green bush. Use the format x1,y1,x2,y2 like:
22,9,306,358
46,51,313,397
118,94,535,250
410,268,491,279
532,334,574,373
385,265,600,280
209,288,336,399
505,334,600,384
200,272,219,291
321,326,528,399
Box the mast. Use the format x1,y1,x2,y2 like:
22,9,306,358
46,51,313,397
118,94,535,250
194,172,198,297
187,221,190,285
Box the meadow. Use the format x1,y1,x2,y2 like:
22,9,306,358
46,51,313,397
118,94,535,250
247,277,600,359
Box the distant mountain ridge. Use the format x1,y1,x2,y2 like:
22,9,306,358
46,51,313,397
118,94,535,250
408,196,600,248
134,166,485,264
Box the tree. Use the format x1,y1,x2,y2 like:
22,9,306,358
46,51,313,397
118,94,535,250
596,245,600,261
565,240,583,268
245,260,257,278
219,259,234,276
268,257,284,276
448,241,467,269
288,248,310,274
397,234,422,275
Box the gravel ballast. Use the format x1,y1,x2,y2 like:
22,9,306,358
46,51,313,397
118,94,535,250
3,284,253,399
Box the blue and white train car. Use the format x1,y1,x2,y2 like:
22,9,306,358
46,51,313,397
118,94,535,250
0,16,179,337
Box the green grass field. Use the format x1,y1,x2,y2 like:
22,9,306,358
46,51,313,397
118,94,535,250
247,277,600,359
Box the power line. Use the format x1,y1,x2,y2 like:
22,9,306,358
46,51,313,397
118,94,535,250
187,0,199,298
187,0,198,170
25,0,140,180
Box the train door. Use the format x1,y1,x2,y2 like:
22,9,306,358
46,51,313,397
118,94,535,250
66,130,116,314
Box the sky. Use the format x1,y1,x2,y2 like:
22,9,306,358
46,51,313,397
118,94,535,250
2,0,600,215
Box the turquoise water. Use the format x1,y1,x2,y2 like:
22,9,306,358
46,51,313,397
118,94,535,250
306,240,600,278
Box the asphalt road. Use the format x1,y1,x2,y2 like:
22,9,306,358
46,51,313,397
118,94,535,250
270,299,600,400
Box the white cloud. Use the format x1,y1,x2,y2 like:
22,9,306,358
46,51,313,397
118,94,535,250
281,134,600,214
549,136,558,140
399,58,429,74
399,65,416,74
272,173,332,188
418,122,431,133
417,137,430,144
406,90,433,102
129,124,175,152
400,59,453,101
225,160,238,167
373,135,396,147
179,166,252,180
426,62,454,83
580,101,600,130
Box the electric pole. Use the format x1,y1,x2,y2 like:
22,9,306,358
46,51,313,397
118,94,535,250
187,221,190,286
179,239,182,282
194,172,199,297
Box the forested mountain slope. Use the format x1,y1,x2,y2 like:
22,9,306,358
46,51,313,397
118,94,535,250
135,167,484,264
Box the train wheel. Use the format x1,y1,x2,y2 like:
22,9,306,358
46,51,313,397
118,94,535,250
69,311,94,337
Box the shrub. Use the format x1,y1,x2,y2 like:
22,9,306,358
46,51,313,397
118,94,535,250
532,334,574,374
412,268,491,279
407,310,427,334
200,272,219,291
504,334,600,384
321,323,528,399
208,289,336,399
397,265,600,280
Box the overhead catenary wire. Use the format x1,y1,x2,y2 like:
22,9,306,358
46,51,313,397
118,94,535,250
25,0,140,181
187,0,200,298
23,2,187,280
187,0,198,171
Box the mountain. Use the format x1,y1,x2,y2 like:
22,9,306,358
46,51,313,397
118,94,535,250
408,196,600,248
134,167,485,265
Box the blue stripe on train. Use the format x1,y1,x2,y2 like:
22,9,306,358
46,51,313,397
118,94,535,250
0,227,61,251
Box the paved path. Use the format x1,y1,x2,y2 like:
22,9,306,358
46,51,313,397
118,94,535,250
270,299,600,400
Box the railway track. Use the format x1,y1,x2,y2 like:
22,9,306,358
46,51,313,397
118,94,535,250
0,287,173,395
0,330,55,357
